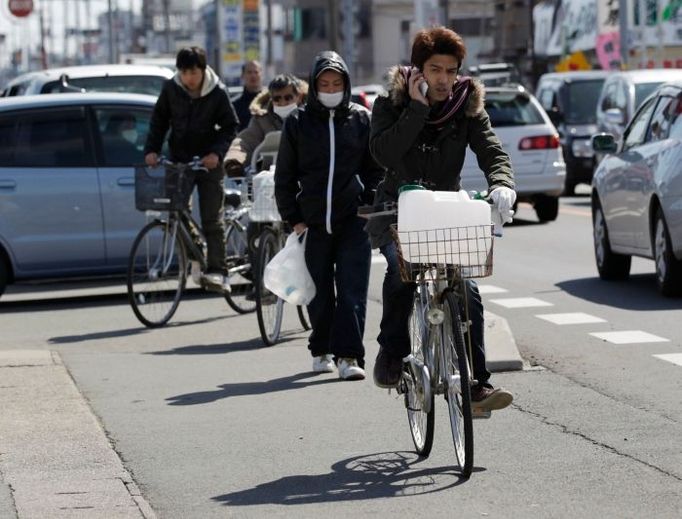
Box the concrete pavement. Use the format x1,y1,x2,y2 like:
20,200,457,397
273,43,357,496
0,280,523,518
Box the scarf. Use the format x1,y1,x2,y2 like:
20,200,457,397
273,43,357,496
400,66,473,126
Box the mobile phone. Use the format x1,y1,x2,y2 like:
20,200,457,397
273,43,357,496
419,81,429,97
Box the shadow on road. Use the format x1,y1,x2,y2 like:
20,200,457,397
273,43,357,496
212,451,475,505
166,371,339,405
556,275,682,311
149,337,277,355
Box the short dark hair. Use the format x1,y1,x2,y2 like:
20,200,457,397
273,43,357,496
176,47,207,71
410,27,466,71
268,74,301,94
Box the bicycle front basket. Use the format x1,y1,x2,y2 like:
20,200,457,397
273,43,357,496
135,164,194,211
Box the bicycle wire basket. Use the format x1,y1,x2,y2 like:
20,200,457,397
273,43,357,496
135,163,195,212
390,223,494,282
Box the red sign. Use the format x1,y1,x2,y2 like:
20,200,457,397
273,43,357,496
8,0,33,18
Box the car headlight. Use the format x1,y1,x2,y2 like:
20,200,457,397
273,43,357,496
571,138,594,158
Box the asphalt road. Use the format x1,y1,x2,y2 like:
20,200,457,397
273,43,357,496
1,194,681,518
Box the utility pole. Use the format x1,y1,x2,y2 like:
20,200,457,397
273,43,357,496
107,0,115,63
163,0,171,54
329,0,339,52
619,0,629,69
265,0,273,76
440,0,449,27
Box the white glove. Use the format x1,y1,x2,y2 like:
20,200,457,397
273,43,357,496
489,187,516,236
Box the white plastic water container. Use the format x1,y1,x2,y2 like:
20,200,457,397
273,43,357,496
250,165,282,222
397,189,492,266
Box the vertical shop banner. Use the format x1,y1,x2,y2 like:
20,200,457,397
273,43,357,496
596,0,621,69
220,0,243,81
242,0,260,62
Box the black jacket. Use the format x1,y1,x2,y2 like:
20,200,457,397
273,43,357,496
232,87,261,131
144,67,238,163
275,51,384,233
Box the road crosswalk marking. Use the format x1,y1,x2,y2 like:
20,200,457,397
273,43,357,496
589,330,669,344
477,285,508,294
489,297,553,308
653,353,682,366
535,312,606,325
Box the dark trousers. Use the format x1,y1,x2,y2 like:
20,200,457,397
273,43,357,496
195,167,226,274
305,217,371,367
378,241,491,385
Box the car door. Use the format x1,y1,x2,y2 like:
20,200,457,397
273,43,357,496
604,97,658,250
629,95,678,251
92,104,158,267
0,106,103,275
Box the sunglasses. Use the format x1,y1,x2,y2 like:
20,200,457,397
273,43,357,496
272,94,295,102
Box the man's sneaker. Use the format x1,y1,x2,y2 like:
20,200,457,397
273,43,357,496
373,348,403,388
312,354,334,373
337,358,365,381
470,384,513,411
201,273,231,294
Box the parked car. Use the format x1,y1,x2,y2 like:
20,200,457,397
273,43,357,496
461,84,565,222
595,68,682,142
535,70,612,195
591,81,682,296
0,64,173,97
0,93,167,296
353,83,386,108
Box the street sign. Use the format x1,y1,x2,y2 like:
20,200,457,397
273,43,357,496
8,0,33,18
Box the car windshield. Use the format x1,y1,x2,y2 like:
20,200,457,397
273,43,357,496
634,82,662,109
564,80,605,124
42,75,166,96
485,93,545,126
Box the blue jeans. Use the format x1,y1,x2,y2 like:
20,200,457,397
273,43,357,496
378,241,491,385
304,217,371,367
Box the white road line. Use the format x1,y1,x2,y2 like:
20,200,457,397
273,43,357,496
590,330,670,344
489,297,554,309
478,285,509,294
535,312,606,325
653,353,682,367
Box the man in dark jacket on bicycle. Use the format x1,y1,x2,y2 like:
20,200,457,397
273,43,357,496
275,51,384,380
369,27,516,410
144,46,239,290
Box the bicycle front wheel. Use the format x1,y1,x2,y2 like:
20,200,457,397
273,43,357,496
224,219,256,314
443,291,474,477
127,220,187,327
255,228,284,345
297,305,311,330
404,285,435,457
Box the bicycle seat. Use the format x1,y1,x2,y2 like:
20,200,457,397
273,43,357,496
224,188,241,209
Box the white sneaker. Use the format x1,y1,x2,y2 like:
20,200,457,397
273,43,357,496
312,354,334,373
202,273,231,293
337,358,365,381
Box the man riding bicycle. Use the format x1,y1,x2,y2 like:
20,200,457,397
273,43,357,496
368,27,516,410
144,46,239,291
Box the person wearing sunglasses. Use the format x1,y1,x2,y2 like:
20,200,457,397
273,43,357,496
224,74,307,178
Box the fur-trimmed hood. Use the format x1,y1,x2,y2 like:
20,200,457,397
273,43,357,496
383,65,485,118
249,80,310,116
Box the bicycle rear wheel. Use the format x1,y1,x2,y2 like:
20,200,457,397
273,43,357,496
255,228,284,345
224,219,256,314
443,291,474,477
403,285,435,457
127,220,187,327
297,305,311,330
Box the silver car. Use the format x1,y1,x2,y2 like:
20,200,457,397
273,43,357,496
591,81,682,296
0,93,165,296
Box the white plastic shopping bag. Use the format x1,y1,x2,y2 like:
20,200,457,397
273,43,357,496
264,230,316,305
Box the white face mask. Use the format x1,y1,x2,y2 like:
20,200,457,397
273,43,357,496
318,91,344,109
273,103,298,119
121,129,138,144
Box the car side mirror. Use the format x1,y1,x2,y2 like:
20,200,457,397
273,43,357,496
547,109,562,126
592,133,618,154
604,108,625,126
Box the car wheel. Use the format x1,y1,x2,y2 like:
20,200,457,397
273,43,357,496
592,201,631,280
653,208,682,297
534,195,559,222
563,180,576,196
0,256,9,297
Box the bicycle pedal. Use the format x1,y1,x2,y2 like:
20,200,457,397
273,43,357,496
472,407,492,419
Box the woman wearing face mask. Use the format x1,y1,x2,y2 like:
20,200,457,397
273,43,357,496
224,74,307,177
274,51,384,381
